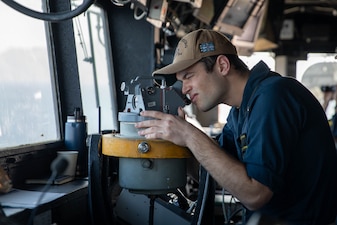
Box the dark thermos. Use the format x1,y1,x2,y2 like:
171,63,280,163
65,107,87,177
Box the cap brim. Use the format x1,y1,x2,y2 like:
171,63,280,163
153,58,200,86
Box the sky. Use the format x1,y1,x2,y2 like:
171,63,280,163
0,1,47,53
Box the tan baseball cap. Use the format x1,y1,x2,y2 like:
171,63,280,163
153,29,237,85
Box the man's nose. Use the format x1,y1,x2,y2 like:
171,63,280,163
181,82,189,95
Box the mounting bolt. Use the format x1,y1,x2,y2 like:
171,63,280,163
138,141,150,153
141,159,153,169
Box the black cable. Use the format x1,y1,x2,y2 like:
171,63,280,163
148,195,156,225
0,0,95,22
190,166,215,225
26,156,68,225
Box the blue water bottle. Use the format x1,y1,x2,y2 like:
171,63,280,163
65,107,87,177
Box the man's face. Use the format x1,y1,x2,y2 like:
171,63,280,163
176,61,227,112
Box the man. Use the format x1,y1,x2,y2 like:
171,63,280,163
135,29,337,224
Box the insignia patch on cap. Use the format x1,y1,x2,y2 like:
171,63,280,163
199,42,215,53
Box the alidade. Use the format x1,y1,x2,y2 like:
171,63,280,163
102,76,191,194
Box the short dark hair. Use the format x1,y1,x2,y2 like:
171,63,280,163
199,54,249,73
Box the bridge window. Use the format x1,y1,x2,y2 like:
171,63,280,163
73,4,118,134
0,2,59,149
297,53,337,119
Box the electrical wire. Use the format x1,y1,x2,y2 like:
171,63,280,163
222,188,229,224
133,4,147,20
110,0,130,7
26,173,56,225
0,0,94,22
73,15,91,61
197,171,209,225
26,156,68,225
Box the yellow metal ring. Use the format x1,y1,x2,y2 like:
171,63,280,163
102,133,191,158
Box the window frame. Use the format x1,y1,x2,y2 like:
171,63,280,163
0,2,64,155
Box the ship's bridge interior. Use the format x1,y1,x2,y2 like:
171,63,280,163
0,0,336,225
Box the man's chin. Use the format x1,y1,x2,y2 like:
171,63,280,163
198,105,216,113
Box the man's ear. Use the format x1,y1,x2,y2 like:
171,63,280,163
216,55,230,75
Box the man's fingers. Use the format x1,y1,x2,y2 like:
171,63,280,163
140,110,163,119
178,107,186,118
137,126,163,139
135,119,157,129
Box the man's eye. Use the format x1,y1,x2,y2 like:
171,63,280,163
185,73,193,79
